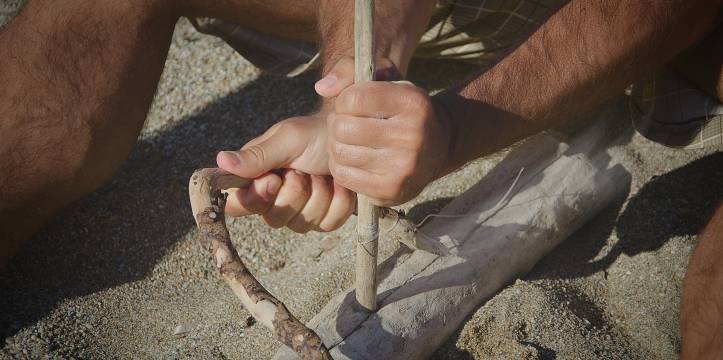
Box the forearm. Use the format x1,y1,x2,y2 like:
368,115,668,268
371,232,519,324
318,0,436,76
681,202,723,359
437,0,723,174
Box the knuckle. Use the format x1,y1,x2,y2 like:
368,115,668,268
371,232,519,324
244,144,266,164
263,215,285,229
379,187,399,204
326,113,336,132
329,163,349,187
398,157,417,178
401,87,430,111
319,221,340,232
340,89,363,112
331,117,354,140
266,121,284,133
284,178,311,201
276,120,301,134
398,126,424,149
320,215,348,232
381,177,408,204
329,141,344,161
288,222,311,234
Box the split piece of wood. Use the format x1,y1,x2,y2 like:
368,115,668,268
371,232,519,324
189,168,331,360
273,105,632,359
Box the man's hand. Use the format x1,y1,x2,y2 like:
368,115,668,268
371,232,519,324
216,57,399,232
217,57,405,232
328,81,450,207
217,57,360,179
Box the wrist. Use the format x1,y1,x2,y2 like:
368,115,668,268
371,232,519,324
432,88,526,176
431,93,459,180
431,91,464,177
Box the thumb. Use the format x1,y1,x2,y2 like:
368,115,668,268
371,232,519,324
315,72,354,99
315,57,402,98
315,56,355,98
217,128,301,178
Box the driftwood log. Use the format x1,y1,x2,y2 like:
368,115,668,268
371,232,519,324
189,169,331,360
274,106,632,359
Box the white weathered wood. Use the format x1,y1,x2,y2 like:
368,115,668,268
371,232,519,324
354,0,379,312
274,105,631,359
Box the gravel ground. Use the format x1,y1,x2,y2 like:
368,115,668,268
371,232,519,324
2,10,722,360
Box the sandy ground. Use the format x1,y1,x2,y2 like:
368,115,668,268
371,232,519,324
2,9,723,360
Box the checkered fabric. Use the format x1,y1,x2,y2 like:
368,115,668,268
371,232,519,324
630,72,723,149
192,0,722,149
190,0,566,75
416,0,565,64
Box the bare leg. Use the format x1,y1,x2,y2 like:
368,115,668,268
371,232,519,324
671,22,723,102
0,0,179,266
677,24,723,359
681,202,723,359
0,0,319,267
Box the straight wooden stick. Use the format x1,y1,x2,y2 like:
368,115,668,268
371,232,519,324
354,0,379,312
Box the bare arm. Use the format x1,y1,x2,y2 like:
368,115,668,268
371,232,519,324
436,0,723,174
317,0,436,77
217,1,438,230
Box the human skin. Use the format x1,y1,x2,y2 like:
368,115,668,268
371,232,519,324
0,0,178,267
224,0,723,215
325,0,723,357
682,203,723,359
217,0,437,231
0,0,431,265
219,1,723,355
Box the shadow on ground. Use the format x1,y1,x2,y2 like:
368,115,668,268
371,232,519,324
433,150,721,358
0,71,318,341
529,150,723,282
0,55,480,343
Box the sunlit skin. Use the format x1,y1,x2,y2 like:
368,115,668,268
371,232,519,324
215,2,723,357
0,0,722,357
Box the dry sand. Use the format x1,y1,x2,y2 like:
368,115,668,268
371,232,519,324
2,11,722,360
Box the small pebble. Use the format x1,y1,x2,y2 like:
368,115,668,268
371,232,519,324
245,317,256,327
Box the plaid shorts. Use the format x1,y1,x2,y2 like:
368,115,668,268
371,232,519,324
192,0,722,149
191,0,565,75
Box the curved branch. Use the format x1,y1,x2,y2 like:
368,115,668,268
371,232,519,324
189,168,332,360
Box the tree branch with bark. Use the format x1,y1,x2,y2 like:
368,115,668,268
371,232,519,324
189,168,331,360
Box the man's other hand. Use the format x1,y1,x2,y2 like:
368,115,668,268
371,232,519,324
217,57,403,232
216,57,357,232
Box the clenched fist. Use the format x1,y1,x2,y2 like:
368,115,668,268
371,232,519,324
216,57,405,232
327,81,451,207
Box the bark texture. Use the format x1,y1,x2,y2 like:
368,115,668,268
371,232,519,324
189,169,331,360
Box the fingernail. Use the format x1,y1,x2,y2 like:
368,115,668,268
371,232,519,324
267,179,281,197
219,151,243,167
315,74,337,90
